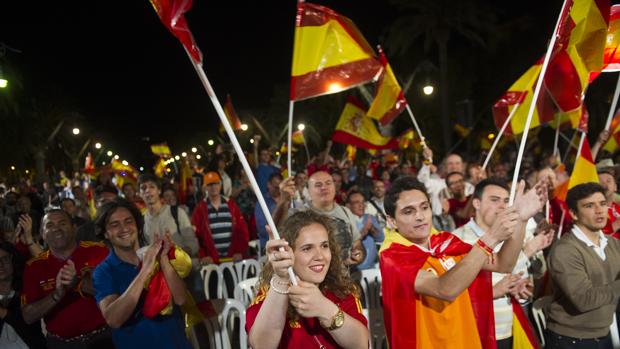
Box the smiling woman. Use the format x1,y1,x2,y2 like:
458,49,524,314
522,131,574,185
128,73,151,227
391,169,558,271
246,210,369,349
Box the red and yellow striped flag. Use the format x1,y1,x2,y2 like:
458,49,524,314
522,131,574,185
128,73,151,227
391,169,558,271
331,96,399,150
367,46,407,125
591,4,620,81
290,2,382,101
511,298,541,349
604,110,620,152
568,137,600,190
219,94,242,134
151,143,172,157
292,130,305,145
154,158,167,178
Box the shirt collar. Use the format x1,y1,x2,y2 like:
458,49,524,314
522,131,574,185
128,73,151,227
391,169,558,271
464,218,486,238
572,225,608,249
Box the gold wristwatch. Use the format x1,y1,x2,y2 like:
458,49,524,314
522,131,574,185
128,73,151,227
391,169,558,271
324,307,345,331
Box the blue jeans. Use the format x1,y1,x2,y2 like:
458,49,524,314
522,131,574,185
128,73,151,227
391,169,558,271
545,330,611,349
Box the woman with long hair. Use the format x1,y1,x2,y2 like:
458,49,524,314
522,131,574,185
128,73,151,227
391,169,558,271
246,210,368,349
0,242,46,348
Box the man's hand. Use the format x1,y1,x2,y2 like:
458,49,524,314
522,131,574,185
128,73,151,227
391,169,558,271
17,214,34,245
279,177,296,202
142,240,162,272
55,260,78,299
513,179,548,221
508,276,533,301
422,146,433,162
524,221,556,257
493,274,521,299
253,135,261,147
597,129,611,145
486,207,520,247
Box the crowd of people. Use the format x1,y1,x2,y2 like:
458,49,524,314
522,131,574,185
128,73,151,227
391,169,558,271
0,129,619,349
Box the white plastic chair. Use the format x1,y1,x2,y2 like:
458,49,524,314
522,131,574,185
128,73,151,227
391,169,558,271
360,268,385,349
220,298,248,349
612,313,620,349
219,260,262,298
188,308,224,349
248,239,261,260
234,277,259,306
200,264,223,300
531,296,551,347
234,259,262,281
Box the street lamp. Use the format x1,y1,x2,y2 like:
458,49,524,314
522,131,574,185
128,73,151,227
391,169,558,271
139,166,144,171
240,123,249,131
196,154,202,160
181,152,187,157
72,127,80,135
114,155,119,160
107,151,113,157
297,123,305,131
95,142,102,149
121,160,129,166
0,66,7,89
191,147,197,153
208,139,214,146
10,165,15,171
422,85,434,96
175,155,180,160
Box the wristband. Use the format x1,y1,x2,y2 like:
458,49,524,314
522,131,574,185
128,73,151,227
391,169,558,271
475,239,495,264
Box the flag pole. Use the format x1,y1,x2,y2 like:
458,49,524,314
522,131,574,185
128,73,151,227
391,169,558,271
605,73,620,130
287,101,295,177
405,104,431,161
482,102,520,171
562,128,579,163
576,130,586,158
509,0,569,204
186,51,297,284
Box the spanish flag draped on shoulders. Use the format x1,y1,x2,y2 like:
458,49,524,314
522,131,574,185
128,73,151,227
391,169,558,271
379,228,496,349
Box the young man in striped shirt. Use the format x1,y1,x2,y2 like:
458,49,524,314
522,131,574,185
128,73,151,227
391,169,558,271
192,171,249,264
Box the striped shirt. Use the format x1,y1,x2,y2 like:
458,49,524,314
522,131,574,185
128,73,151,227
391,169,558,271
207,199,233,257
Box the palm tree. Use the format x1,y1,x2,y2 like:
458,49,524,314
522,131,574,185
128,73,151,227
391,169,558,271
385,0,495,153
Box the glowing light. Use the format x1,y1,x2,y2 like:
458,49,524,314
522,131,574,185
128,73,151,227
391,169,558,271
250,139,254,144
297,123,305,131
95,142,102,149
102,161,106,165
175,155,180,160
107,151,113,157
196,154,202,159
114,155,119,160
0,79,7,88
276,152,280,156
166,168,171,173
181,152,187,157
327,82,342,92
423,85,434,95
25,170,29,174
72,128,80,135
10,166,15,171
121,160,129,166
208,139,214,146
139,166,144,171
488,133,495,140
191,147,197,153
240,123,249,131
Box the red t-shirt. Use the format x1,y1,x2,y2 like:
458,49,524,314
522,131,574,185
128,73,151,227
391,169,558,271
22,241,109,338
603,202,620,239
246,287,367,348
448,196,471,228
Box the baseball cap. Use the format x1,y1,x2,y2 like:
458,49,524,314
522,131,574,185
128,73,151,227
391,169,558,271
203,171,221,185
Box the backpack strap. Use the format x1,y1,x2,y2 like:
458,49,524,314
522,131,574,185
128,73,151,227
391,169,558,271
170,205,180,233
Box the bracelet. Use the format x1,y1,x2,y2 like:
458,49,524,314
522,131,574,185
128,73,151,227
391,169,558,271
475,239,495,264
270,276,290,294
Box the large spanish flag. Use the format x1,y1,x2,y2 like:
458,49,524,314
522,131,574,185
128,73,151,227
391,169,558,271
290,2,382,101
149,0,202,64
591,4,620,81
511,298,541,349
331,96,399,150
367,46,407,126
379,230,496,349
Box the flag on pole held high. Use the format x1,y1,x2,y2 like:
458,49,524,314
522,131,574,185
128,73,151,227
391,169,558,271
367,46,407,125
151,143,172,157
331,96,399,150
568,138,600,192
493,0,609,135
290,2,382,101
149,0,202,64
219,94,242,134
590,4,620,81
292,130,305,144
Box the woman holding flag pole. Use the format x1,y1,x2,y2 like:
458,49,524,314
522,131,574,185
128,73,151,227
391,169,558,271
246,210,368,349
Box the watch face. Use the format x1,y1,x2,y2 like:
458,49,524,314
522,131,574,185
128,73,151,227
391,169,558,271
334,310,345,327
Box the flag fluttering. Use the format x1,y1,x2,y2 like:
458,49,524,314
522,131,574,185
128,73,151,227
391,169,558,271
290,2,382,101
367,46,407,125
151,143,172,158
511,298,541,348
154,158,167,177
292,130,305,145
567,137,600,191
398,129,415,150
591,4,620,80
149,0,202,64
331,96,399,150
219,94,242,134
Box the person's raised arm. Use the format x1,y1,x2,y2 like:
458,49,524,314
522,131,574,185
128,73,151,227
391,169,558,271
272,177,295,227
97,241,161,328
592,129,610,161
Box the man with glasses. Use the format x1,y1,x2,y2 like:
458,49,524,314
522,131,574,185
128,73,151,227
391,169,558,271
21,209,112,348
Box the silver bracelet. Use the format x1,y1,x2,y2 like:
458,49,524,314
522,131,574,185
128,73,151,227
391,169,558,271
270,276,290,294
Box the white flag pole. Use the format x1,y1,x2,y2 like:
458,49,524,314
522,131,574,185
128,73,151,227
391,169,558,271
405,104,432,162
482,103,520,171
605,73,620,130
553,113,562,157
186,51,297,284
287,101,295,177
509,0,569,204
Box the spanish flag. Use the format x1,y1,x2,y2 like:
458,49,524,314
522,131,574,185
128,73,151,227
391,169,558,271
292,130,305,145
154,158,167,178
151,143,172,157
290,2,382,101
511,298,541,349
568,135,599,190
604,111,620,153
379,230,496,349
331,96,399,150
367,46,407,125
219,94,242,134
590,4,620,81
149,0,202,64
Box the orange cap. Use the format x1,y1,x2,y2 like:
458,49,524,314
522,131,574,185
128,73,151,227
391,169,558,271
203,171,221,185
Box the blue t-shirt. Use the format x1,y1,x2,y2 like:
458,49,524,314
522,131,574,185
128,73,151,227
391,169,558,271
256,163,280,197
93,250,191,349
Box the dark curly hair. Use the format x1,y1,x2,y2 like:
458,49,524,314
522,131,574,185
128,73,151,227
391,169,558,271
94,198,146,246
257,210,359,301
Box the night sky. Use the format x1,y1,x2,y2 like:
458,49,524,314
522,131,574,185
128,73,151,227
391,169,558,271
1,0,613,171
